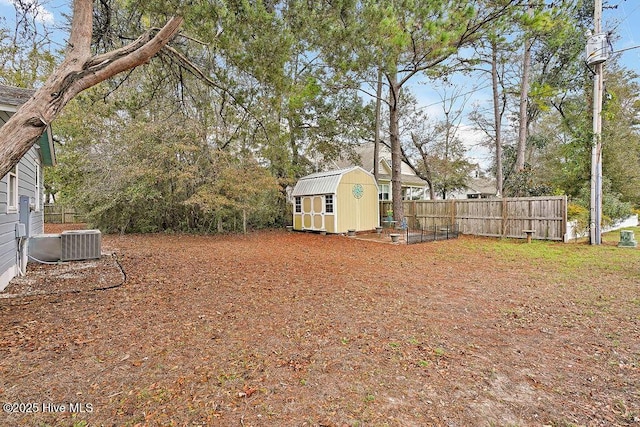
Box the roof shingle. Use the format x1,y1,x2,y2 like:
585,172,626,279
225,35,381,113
0,85,35,107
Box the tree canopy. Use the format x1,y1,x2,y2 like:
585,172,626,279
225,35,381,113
1,0,638,232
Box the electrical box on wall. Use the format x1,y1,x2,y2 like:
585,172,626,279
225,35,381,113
18,195,30,238
586,33,609,65
15,223,26,238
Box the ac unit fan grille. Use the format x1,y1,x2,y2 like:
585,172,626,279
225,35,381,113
60,230,102,261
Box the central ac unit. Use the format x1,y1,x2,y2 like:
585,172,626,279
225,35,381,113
29,230,102,263
60,230,102,261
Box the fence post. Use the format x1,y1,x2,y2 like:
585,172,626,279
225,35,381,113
433,215,437,241
449,199,456,228
412,200,416,228
561,195,568,242
501,198,508,237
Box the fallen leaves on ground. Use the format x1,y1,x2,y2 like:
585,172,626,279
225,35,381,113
0,227,638,426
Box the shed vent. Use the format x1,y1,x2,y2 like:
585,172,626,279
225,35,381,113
61,230,102,261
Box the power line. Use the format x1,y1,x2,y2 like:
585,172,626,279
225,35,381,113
616,0,640,22
613,44,640,54
607,0,640,41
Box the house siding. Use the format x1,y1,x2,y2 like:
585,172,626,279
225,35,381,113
0,172,19,290
0,85,52,291
0,110,12,123
0,143,44,291
22,149,44,235
0,109,14,289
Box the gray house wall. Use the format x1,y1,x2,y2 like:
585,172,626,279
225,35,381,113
0,117,45,290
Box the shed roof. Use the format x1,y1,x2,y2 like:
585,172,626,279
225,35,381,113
292,166,372,197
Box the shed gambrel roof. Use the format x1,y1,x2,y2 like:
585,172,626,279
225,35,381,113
292,166,372,197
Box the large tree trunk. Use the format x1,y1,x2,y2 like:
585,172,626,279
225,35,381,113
373,68,383,181
0,0,183,178
387,72,404,223
491,39,504,197
515,4,533,172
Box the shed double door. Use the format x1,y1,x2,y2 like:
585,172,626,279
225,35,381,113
301,195,327,231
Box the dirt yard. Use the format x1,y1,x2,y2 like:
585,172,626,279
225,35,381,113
0,226,639,426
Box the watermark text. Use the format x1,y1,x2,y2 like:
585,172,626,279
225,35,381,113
3,402,93,414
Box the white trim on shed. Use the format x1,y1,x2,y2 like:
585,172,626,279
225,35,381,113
292,167,355,197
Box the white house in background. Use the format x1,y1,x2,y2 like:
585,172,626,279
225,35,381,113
0,85,56,290
448,166,498,200
333,143,498,201
332,142,429,201
451,177,498,199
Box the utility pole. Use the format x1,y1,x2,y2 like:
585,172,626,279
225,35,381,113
587,0,606,245
373,69,382,181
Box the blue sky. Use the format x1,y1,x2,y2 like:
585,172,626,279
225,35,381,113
0,0,69,50
1,0,59,28
1,1,638,70
604,0,640,71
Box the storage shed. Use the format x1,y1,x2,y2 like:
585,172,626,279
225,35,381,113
292,166,379,233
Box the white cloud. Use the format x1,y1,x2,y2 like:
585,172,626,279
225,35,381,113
458,124,492,170
2,0,55,25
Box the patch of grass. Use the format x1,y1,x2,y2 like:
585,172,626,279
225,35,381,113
216,372,239,386
136,385,171,404
465,228,640,280
124,415,146,427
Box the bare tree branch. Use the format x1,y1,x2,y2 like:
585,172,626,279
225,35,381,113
159,44,273,145
0,0,183,177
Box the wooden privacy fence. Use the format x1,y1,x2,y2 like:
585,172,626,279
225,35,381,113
381,196,568,241
44,204,86,224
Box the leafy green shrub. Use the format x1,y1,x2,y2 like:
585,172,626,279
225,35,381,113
572,178,633,228
567,202,588,220
54,98,284,234
567,202,589,237
601,189,633,226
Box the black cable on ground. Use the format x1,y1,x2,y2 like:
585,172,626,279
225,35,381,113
0,252,127,300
